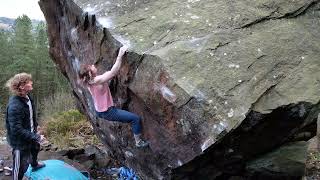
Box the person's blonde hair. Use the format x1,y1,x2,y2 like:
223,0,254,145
5,73,32,95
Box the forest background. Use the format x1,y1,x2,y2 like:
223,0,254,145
0,15,96,149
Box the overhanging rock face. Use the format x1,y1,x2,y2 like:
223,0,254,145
39,0,320,179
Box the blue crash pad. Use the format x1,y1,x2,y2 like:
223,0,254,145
24,159,89,180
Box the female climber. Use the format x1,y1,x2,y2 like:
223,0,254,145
79,46,149,148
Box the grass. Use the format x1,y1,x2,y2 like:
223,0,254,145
0,91,99,150
40,92,100,150
42,109,100,150
40,91,77,119
0,113,5,136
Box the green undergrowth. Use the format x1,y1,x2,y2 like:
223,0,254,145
43,109,99,150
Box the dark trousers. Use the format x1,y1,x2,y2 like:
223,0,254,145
96,106,142,134
12,142,40,180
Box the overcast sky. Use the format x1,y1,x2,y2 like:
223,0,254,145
0,0,44,20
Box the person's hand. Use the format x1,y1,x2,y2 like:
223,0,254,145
35,134,46,144
40,135,46,142
118,46,128,57
37,126,44,135
39,135,50,146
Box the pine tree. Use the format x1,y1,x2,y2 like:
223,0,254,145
11,15,35,72
0,15,70,113
0,30,13,109
33,22,69,109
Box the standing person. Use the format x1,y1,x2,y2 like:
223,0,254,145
5,73,46,180
79,46,149,148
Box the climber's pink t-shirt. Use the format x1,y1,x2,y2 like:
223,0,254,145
88,83,114,112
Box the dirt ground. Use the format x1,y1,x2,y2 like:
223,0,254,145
0,139,319,180
305,138,320,180
0,143,12,180
0,143,92,180
306,152,320,180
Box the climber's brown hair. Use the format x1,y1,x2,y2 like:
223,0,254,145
79,64,93,84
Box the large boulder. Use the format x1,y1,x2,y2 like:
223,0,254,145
246,141,308,179
39,0,320,179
